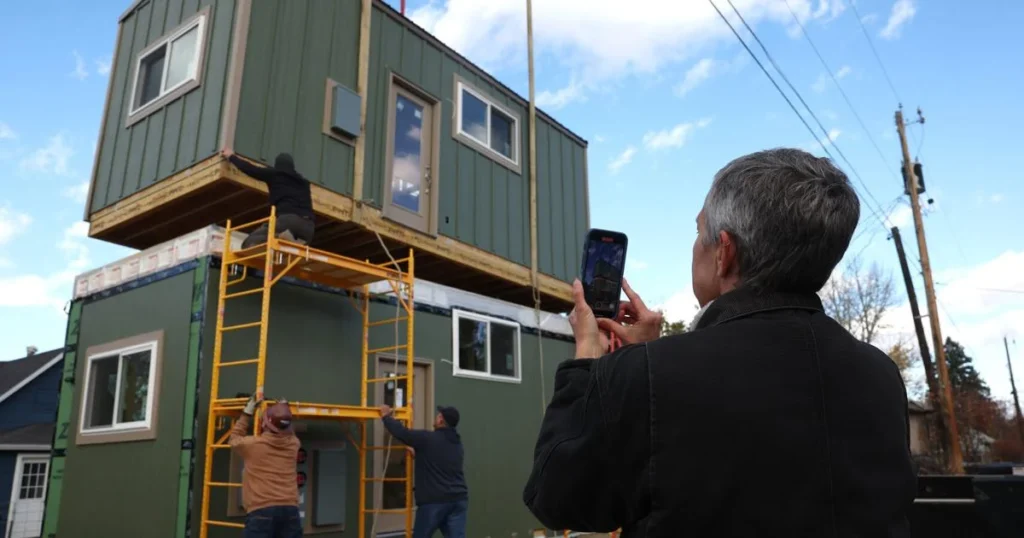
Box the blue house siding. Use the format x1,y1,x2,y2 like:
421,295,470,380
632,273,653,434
0,452,15,533
0,360,62,432
0,358,62,535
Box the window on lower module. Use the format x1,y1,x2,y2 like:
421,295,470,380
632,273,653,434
455,80,520,167
452,309,521,382
78,338,158,440
128,11,207,119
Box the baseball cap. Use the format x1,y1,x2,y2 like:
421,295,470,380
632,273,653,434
267,401,293,430
437,406,460,428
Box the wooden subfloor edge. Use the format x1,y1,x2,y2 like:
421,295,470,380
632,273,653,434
86,157,572,305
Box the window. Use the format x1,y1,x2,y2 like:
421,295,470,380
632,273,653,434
454,78,520,169
77,332,163,445
127,10,207,123
17,459,48,500
451,309,521,383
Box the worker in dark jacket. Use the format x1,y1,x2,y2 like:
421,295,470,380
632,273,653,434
380,404,468,538
524,148,917,537
221,148,315,248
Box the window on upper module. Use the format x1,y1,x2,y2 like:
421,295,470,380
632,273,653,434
127,10,208,125
452,309,521,383
454,78,521,172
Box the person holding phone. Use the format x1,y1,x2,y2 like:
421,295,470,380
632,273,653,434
523,148,916,537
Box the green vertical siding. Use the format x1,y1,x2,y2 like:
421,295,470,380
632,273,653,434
233,0,359,196
53,270,197,538
363,6,586,280
90,0,235,214
188,272,571,537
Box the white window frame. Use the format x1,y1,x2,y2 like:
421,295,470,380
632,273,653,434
126,10,208,122
451,309,522,384
77,340,159,436
454,80,521,168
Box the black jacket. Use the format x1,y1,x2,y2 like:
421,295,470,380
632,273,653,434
228,154,313,219
382,417,469,505
523,288,917,537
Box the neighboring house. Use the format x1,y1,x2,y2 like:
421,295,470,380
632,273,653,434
0,348,63,538
908,400,934,456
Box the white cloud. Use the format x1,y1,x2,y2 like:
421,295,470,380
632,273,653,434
0,207,32,245
95,57,112,76
19,133,74,176
62,181,90,204
811,65,852,93
608,146,637,174
886,203,913,228
70,50,89,80
861,12,879,24
536,78,587,110
409,0,838,104
0,122,16,140
655,289,700,324
642,118,712,151
674,58,715,98
822,109,839,121
805,127,841,153
990,193,1005,204
880,0,916,40
878,250,1024,401
0,221,91,311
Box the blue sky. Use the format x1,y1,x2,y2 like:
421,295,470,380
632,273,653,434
1,0,1022,403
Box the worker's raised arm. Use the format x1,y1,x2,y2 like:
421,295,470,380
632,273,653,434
379,406,430,448
522,344,651,533
229,394,262,456
226,152,276,184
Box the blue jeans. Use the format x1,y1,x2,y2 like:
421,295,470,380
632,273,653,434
244,505,302,538
413,499,468,538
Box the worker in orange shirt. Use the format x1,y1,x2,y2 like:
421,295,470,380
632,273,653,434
230,393,302,537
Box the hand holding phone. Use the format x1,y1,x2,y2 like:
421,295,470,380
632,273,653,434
579,228,628,319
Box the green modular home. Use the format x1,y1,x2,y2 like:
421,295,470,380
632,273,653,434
42,227,575,538
86,0,589,310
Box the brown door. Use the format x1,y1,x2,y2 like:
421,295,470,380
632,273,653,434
374,357,431,533
383,80,437,234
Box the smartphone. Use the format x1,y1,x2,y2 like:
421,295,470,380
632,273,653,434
580,228,628,319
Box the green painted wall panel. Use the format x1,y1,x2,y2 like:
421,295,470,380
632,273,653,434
235,0,356,196
90,0,232,213
229,1,586,280
54,271,197,538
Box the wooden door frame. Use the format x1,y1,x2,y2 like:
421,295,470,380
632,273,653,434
381,72,442,237
6,453,50,538
371,353,435,533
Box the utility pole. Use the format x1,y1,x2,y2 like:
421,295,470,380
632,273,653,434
892,226,950,458
1005,337,1024,442
896,107,963,474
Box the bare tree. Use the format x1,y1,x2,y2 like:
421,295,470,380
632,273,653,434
820,257,897,344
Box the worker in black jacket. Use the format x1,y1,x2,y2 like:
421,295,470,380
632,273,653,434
222,148,315,248
524,148,917,537
380,404,468,538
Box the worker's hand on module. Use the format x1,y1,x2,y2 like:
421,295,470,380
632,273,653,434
379,404,394,418
569,279,610,359
597,278,663,345
242,393,263,416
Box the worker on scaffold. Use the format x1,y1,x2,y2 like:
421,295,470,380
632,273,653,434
379,404,469,538
230,393,303,538
221,148,315,248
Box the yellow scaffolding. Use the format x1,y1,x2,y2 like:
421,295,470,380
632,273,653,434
199,207,416,538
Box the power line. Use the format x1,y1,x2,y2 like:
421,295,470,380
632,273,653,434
715,0,894,232
849,0,902,105
782,0,902,185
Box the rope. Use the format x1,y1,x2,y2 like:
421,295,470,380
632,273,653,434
534,286,546,415
370,230,404,538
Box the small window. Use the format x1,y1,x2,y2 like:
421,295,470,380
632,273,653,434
127,11,207,122
452,309,521,383
454,79,520,168
77,332,163,445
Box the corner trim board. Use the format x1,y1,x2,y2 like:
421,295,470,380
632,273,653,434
218,0,252,152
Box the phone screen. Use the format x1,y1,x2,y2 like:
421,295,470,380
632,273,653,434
580,229,628,319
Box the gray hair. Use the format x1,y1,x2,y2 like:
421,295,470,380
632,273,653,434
701,148,860,293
